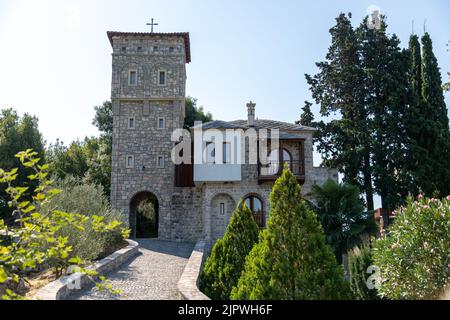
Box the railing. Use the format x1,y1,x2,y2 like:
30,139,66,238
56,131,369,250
259,160,305,177
253,212,265,228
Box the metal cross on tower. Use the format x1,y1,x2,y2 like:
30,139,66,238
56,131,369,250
147,18,158,33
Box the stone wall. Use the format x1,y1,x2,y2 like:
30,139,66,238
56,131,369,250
111,36,186,100
177,240,210,300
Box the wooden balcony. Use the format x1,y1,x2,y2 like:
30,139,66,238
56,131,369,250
258,138,306,184
258,160,305,184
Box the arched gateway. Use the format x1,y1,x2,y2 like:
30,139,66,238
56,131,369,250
129,191,159,239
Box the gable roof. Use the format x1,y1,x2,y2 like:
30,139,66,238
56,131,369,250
106,31,191,63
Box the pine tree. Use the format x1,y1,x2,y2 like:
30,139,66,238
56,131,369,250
306,13,374,211
231,167,352,300
296,101,315,127
200,201,259,300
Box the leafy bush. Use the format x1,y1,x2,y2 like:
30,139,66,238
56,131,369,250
200,201,259,300
311,180,377,263
0,150,128,299
40,176,127,261
348,244,379,300
373,195,450,300
231,167,352,300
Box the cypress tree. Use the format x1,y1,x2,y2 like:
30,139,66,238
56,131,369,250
420,33,450,196
200,200,259,300
422,33,449,130
231,167,352,300
405,34,428,196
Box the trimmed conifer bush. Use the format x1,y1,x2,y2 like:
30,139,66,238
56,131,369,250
231,167,352,300
200,200,260,300
348,244,379,300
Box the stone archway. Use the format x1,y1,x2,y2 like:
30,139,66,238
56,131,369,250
130,191,159,239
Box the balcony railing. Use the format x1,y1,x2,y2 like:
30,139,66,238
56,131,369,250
253,212,265,228
258,160,305,183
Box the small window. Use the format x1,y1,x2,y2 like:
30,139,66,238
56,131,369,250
169,47,174,53
126,156,134,168
129,70,137,86
205,142,215,164
121,46,126,52
137,46,142,51
223,142,231,164
128,117,135,129
159,70,166,86
220,203,225,215
157,156,165,168
153,46,158,51
158,117,165,129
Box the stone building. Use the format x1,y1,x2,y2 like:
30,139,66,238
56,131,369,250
108,30,338,243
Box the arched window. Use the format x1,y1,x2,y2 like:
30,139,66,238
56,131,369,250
267,149,292,175
244,196,264,228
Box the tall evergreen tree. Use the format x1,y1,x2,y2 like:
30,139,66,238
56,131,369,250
306,13,374,211
296,101,315,127
405,34,427,196
422,33,449,130
356,17,412,222
420,33,450,196
231,167,351,300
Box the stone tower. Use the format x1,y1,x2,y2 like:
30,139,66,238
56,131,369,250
107,31,191,239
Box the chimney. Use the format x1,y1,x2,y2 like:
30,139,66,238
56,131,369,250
247,101,256,127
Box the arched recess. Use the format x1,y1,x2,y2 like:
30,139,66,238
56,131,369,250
129,191,159,239
210,193,236,241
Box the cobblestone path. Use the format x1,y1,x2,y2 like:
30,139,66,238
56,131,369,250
69,239,194,300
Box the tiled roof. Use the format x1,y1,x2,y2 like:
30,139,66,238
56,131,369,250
194,120,242,130
191,120,314,140
106,31,191,63
229,119,316,131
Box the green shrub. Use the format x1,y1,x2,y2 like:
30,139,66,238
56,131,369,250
348,244,379,300
0,150,128,299
200,201,259,300
231,167,352,300
311,180,377,263
373,195,450,300
40,176,126,261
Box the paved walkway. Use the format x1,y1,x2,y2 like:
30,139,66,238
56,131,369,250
69,239,195,300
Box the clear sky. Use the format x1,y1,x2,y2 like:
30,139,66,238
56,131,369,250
0,0,449,206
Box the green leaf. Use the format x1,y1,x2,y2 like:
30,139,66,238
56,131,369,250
68,257,82,265
0,267,9,283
